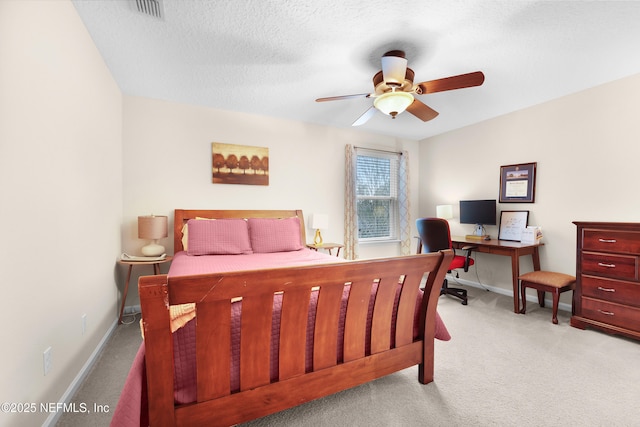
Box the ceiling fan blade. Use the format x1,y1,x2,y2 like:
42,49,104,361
406,99,439,122
416,71,485,95
352,106,377,126
316,93,371,102
381,50,408,86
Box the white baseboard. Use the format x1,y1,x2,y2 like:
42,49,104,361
448,274,572,313
42,318,118,427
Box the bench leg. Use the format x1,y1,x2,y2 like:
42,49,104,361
537,290,545,307
519,282,527,314
551,290,560,324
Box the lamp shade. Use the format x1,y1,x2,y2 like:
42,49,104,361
373,91,414,117
138,215,168,240
436,205,454,220
138,215,168,256
311,213,329,230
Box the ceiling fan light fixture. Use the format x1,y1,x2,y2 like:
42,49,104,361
373,91,414,118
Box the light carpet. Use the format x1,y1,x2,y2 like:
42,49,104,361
57,286,640,426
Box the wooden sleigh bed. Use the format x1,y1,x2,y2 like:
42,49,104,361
112,209,453,427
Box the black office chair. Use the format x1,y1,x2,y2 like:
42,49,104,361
416,217,475,305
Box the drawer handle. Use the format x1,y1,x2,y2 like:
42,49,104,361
596,286,616,292
597,309,615,316
597,262,616,268
598,238,617,243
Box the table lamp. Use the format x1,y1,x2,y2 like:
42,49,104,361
436,205,453,220
138,215,168,256
311,213,329,246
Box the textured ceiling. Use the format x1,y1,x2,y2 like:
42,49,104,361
71,0,640,141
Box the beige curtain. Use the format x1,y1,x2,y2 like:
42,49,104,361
344,144,358,260
398,150,411,255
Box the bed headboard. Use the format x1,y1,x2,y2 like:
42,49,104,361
174,209,306,253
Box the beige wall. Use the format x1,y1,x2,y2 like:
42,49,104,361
419,72,640,303
0,1,122,426
120,96,421,307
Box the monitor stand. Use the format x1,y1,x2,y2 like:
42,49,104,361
465,224,488,240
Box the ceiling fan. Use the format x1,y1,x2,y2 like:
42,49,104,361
316,50,485,126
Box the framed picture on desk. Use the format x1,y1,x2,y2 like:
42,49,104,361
498,210,529,241
499,162,536,203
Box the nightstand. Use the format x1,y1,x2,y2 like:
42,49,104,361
306,243,344,257
117,256,173,324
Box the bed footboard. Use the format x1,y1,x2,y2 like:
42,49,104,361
139,250,452,427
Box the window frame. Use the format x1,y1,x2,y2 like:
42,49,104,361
355,149,401,242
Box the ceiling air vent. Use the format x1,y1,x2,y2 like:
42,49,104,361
130,0,164,20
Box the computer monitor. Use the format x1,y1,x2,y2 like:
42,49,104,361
459,199,497,236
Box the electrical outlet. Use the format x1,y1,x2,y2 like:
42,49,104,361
82,314,87,336
43,347,52,376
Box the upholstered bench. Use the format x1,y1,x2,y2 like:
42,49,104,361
519,271,576,324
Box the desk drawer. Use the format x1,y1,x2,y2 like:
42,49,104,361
581,297,640,332
581,252,637,281
581,275,640,307
582,229,640,254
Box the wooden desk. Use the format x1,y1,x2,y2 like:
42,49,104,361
450,236,543,313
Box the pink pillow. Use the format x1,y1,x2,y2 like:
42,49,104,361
187,219,253,255
248,217,304,253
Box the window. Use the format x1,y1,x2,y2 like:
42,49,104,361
355,149,400,241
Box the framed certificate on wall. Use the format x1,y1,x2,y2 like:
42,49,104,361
499,162,536,203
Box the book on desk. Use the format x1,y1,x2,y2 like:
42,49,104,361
465,234,489,240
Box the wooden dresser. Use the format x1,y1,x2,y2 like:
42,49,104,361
572,222,640,340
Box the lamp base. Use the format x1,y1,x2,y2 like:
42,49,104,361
313,229,323,246
141,242,165,257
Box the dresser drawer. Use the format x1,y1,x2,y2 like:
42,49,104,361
581,252,637,281
581,297,640,332
581,275,640,307
582,229,640,254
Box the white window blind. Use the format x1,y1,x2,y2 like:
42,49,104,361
355,149,400,241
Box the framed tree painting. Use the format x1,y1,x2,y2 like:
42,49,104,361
499,162,536,203
212,142,269,186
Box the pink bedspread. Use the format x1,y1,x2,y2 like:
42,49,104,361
111,250,451,426
167,249,343,276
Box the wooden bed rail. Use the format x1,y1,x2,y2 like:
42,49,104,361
139,250,453,427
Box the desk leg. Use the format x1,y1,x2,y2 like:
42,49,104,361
511,247,542,313
119,265,133,324
532,246,541,271
511,254,520,313
531,247,543,306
